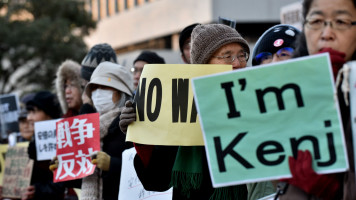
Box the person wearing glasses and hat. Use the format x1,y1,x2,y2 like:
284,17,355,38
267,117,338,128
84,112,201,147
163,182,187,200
252,24,301,66
120,24,250,200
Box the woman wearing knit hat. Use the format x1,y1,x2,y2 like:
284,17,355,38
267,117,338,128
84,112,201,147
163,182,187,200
79,43,118,115
120,23,251,200
190,23,250,69
81,43,118,82
252,24,300,66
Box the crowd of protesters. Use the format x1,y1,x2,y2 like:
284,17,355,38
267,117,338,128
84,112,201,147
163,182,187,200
0,0,355,199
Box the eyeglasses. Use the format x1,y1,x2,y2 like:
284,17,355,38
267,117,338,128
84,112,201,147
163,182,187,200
305,18,356,30
131,67,143,74
212,52,249,64
255,47,294,65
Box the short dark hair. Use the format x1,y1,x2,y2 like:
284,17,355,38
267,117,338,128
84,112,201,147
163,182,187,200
179,23,200,53
302,0,356,22
26,91,62,119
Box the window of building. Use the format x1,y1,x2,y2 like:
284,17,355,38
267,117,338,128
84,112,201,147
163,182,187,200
115,0,119,13
106,0,109,16
97,0,101,20
124,0,128,9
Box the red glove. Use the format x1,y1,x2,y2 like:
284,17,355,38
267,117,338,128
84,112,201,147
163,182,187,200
134,143,154,168
282,150,340,200
318,48,346,80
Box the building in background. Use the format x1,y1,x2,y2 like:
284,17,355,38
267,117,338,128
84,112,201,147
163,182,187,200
84,0,301,66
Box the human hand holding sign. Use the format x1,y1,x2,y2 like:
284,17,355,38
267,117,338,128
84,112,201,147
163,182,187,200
283,150,340,200
91,151,111,171
119,100,136,133
21,185,35,200
318,48,346,79
49,156,58,171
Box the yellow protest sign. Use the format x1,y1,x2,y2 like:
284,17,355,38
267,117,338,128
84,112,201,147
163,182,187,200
0,144,8,185
17,141,30,147
126,64,231,146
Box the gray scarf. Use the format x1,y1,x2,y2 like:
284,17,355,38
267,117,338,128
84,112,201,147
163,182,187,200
80,107,122,200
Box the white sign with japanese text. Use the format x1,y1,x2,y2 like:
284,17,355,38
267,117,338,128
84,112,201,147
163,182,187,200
34,119,61,161
119,148,173,200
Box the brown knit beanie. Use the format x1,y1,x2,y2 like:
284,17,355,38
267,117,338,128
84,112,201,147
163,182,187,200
190,24,250,64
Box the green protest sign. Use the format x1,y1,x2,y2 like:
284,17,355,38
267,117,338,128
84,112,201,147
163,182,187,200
192,54,348,187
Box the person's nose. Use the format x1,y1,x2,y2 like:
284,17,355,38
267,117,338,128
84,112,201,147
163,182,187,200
65,86,71,94
272,54,280,63
232,58,244,70
321,22,335,41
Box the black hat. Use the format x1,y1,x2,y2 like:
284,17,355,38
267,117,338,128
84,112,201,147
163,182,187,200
252,24,301,66
18,108,27,120
21,93,35,105
133,51,165,65
26,91,62,119
179,23,200,53
81,43,118,81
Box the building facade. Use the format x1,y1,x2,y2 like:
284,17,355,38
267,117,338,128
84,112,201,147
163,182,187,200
84,0,301,65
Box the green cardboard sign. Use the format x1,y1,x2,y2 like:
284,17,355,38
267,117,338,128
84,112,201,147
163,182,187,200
192,54,348,187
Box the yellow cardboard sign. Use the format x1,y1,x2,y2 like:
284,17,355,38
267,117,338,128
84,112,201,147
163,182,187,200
0,144,8,185
126,64,231,146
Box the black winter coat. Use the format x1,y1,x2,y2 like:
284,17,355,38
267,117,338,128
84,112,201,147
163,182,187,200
133,145,247,200
28,140,66,200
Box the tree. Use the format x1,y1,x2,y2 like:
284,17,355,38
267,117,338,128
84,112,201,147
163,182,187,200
0,0,96,95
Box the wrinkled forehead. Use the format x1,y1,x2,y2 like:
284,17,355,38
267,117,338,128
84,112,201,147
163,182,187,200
307,0,356,17
214,43,245,56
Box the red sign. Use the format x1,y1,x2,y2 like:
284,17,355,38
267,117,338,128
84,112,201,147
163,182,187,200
54,113,100,182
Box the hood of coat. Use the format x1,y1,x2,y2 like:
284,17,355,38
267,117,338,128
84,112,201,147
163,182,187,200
55,59,85,114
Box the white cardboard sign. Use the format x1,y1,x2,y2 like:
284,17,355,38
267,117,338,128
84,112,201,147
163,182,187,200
34,119,61,161
119,147,173,200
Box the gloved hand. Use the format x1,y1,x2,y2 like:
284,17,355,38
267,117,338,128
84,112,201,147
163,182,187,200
282,150,340,200
134,143,154,168
91,151,111,171
49,156,58,171
119,100,136,133
318,48,346,80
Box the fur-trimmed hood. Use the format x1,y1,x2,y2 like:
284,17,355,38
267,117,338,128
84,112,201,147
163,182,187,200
55,59,85,114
